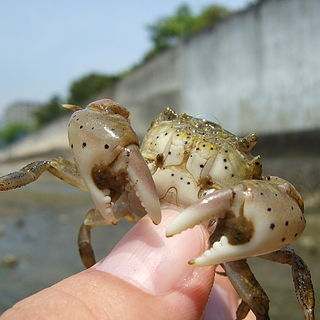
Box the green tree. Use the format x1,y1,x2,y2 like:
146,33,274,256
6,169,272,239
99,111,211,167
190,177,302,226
192,5,232,33
149,5,194,51
0,123,33,144
33,95,67,127
68,73,119,106
144,4,232,62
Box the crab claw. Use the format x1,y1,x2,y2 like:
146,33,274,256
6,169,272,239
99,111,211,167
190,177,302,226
67,99,161,225
166,189,234,236
166,179,306,267
126,144,161,225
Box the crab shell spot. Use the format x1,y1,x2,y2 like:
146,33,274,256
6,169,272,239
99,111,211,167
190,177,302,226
164,144,184,166
208,153,231,185
192,181,306,266
186,152,207,182
152,168,199,207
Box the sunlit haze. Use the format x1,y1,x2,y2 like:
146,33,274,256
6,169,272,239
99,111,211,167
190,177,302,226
0,0,251,115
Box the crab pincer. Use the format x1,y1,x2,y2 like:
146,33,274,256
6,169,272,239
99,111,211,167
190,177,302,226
66,99,161,225
166,177,305,266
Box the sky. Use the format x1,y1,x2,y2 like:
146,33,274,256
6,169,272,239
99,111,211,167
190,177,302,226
0,0,251,115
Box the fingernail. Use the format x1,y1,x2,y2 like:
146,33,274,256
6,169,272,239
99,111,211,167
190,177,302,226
93,209,207,295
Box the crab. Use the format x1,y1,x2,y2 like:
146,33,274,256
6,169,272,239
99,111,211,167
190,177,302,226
0,99,315,320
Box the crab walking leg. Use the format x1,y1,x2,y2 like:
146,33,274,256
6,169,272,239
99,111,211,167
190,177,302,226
0,158,87,191
223,260,270,320
78,209,111,268
258,248,315,320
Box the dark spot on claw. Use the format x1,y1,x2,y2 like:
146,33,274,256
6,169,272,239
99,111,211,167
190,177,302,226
281,237,286,242
270,223,275,230
80,125,83,129
82,142,87,148
104,144,109,149
285,221,289,226
200,164,204,168
71,144,73,149
267,208,271,212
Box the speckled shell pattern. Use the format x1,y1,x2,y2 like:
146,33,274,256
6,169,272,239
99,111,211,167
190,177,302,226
141,108,262,207
141,108,306,265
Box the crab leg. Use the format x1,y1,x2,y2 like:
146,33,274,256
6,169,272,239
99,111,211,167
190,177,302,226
258,248,315,320
0,158,87,191
167,177,306,266
78,208,109,268
223,260,270,320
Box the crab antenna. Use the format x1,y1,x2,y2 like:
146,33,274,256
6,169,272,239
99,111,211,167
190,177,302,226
60,104,83,111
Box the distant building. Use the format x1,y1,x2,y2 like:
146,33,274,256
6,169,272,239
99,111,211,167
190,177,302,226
3,101,42,126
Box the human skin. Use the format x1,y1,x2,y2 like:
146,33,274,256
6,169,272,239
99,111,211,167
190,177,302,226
1,209,255,320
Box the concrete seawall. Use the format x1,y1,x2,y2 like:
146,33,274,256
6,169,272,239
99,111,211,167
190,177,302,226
1,0,320,162
101,0,320,135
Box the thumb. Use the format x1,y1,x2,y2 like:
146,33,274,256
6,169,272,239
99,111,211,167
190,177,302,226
2,209,215,320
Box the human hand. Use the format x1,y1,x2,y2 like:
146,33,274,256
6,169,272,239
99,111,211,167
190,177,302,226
1,209,254,320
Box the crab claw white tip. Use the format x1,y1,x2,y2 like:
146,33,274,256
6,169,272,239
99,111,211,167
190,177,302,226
126,145,161,225
192,235,252,266
166,189,233,237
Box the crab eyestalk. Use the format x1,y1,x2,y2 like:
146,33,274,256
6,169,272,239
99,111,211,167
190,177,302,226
61,104,84,111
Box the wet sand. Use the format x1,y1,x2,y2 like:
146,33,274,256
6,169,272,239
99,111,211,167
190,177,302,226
0,155,319,319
